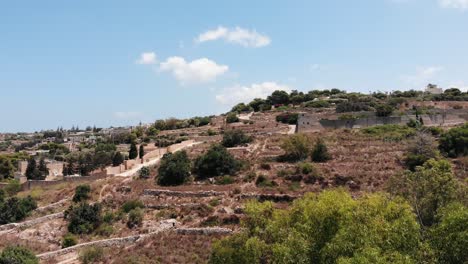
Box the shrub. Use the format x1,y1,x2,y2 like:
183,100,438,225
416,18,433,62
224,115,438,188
255,175,277,188
304,100,330,108
0,196,37,224
95,223,114,236
280,134,312,161
275,113,299,124
65,203,102,234
296,162,316,175
4,179,21,196
336,101,371,113
375,104,394,117
79,246,104,264
194,145,241,179
72,184,91,203
226,112,239,123
62,233,78,248
311,139,331,162
138,166,150,179
222,130,252,148
127,208,144,228
0,246,38,264
216,175,235,185
157,151,191,186
260,163,271,170
439,123,468,157
121,199,144,213
362,124,415,141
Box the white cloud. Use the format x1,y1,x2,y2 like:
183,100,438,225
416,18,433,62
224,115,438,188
215,82,292,105
401,66,443,88
136,52,157,65
196,26,271,48
159,56,228,84
114,111,143,119
439,0,468,9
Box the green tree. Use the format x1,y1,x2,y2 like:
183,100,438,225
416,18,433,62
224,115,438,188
430,203,468,264
194,144,241,179
25,156,38,180
0,156,15,180
0,246,38,264
389,159,458,226
112,152,124,166
62,233,78,248
280,134,312,161
267,90,290,105
37,157,48,179
157,151,191,186
311,139,331,162
128,143,138,159
139,145,145,159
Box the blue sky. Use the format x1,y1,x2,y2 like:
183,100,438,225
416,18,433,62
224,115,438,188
1,0,467,132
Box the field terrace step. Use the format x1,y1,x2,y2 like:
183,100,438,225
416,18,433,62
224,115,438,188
176,227,233,235
143,189,225,198
0,211,64,233
145,202,204,210
37,219,179,261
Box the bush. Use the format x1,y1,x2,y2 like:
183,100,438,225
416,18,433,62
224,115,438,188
65,203,102,234
95,223,114,236
255,175,277,188
79,246,104,264
362,124,416,141
304,100,330,108
0,246,38,264
0,196,37,224
216,175,235,185
157,151,191,186
4,179,21,196
439,123,468,157
430,203,468,263
336,101,371,113
138,166,150,179
275,113,299,124
72,184,91,203
121,199,144,213
311,139,331,162
280,134,312,161
127,208,144,228
62,233,78,248
375,104,394,117
194,144,241,179
260,163,271,170
222,130,252,148
226,112,239,123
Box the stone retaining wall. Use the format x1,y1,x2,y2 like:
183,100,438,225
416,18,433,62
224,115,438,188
239,193,298,202
143,189,224,198
176,227,233,235
0,212,64,233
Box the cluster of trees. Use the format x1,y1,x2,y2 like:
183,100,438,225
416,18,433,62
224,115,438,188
157,144,242,186
0,246,38,264
25,156,49,180
210,172,467,264
65,185,102,234
154,116,212,131
439,123,468,157
0,152,28,180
